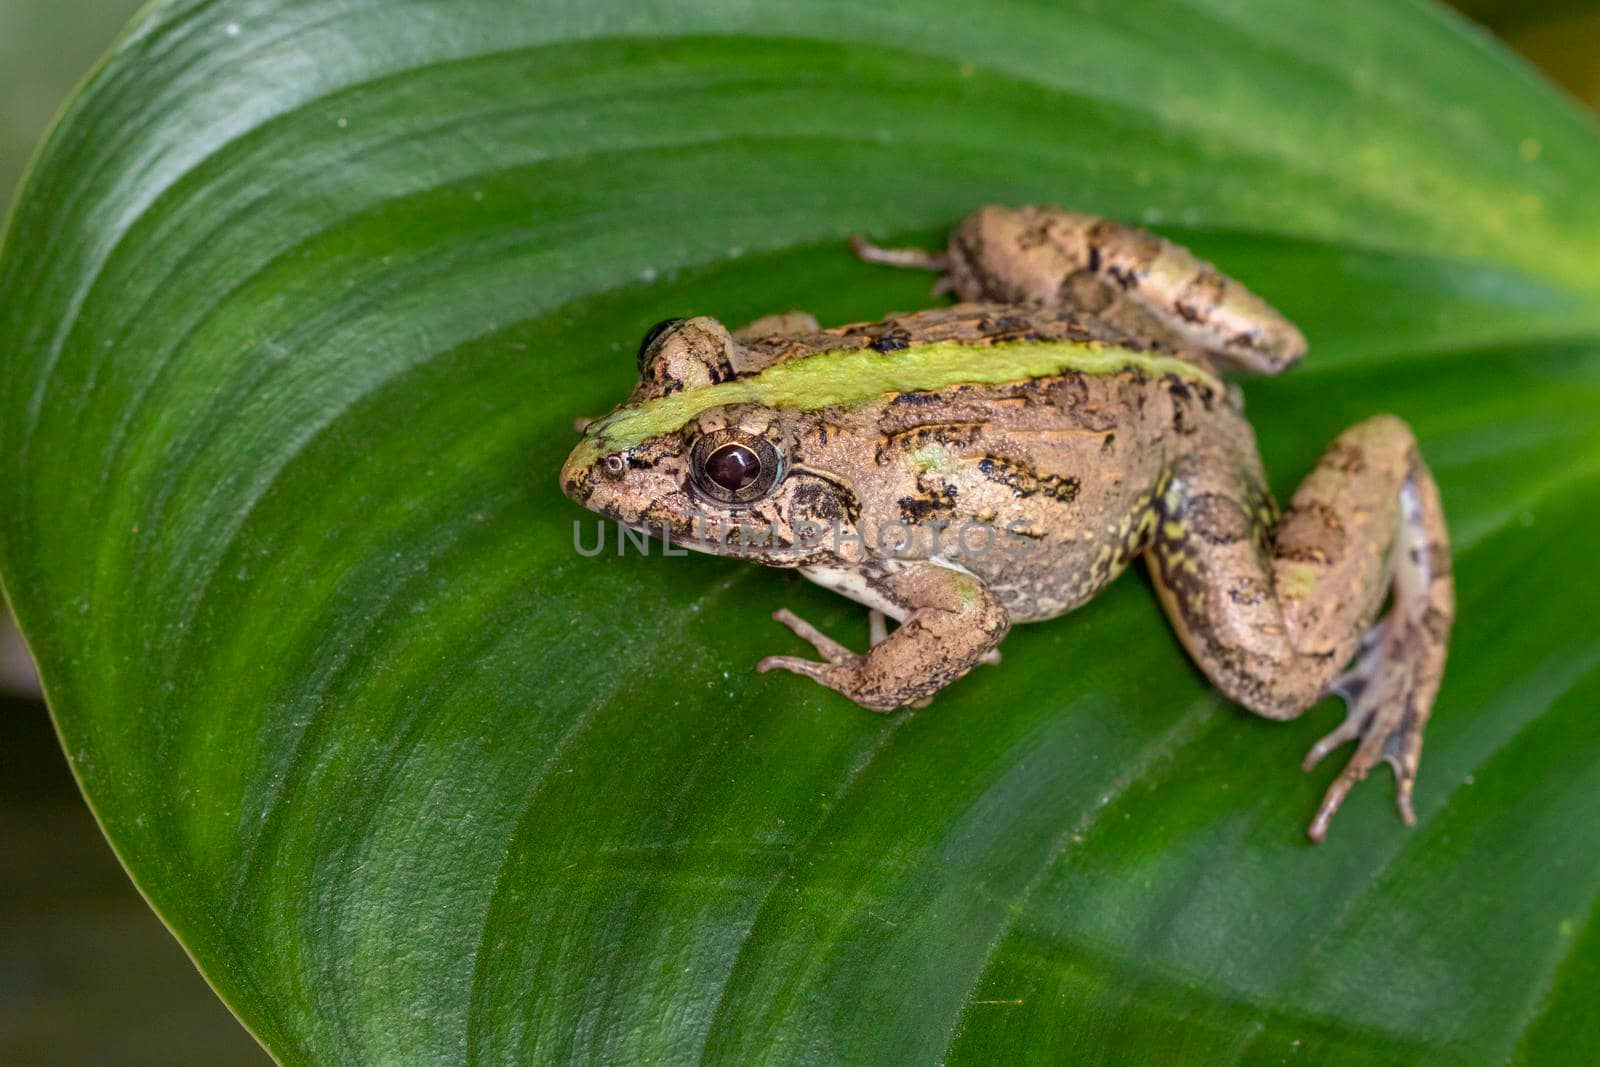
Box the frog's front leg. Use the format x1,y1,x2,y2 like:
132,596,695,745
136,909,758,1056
860,608,1001,669
758,561,1009,711
1150,414,1453,841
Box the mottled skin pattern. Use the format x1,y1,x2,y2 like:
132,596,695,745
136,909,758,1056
935,204,1308,374
562,205,1454,841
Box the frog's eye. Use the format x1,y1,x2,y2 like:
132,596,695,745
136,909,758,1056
636,318,684,372
705,444,760,490
690,429,783,505
601,454,627,479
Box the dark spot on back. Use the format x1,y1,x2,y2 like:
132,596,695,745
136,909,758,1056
898,481,959,523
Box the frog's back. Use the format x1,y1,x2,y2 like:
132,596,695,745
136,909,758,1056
864,363,1211,621
747,304,1230,622
732,301,1203,375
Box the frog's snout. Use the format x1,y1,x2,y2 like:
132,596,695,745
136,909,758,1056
561,437,641,523
559,445,600,507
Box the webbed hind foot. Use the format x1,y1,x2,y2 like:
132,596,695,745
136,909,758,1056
1301,610,1441,842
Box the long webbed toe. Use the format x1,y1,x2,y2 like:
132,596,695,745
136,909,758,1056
1302,615,1432,841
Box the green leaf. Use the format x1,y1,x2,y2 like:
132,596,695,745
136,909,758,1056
4,0,1598,1062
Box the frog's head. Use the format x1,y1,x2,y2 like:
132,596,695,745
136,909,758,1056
561,317,860,565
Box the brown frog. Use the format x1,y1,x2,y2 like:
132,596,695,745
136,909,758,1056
561,205,1454,841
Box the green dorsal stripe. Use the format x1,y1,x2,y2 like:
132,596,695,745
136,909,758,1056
576,339,1220,461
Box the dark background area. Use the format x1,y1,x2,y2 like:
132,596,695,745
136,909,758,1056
1,1,1595,1062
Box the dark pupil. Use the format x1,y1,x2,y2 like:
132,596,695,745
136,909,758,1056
705,444,761,492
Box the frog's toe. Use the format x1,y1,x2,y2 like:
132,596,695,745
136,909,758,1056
850,233,949,273
1301,619,1429,842
769,608,861,666
757,654,831,680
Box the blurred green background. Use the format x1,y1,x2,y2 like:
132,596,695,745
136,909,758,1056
3,6,272,1063
0,1,1594,1063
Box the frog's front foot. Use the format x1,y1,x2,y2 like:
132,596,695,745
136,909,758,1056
758,608,897,712
760,566,1009,713
1301,612,1438,842
765,608,862,669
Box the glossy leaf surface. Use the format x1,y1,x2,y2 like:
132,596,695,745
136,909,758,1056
3,1,1599,1062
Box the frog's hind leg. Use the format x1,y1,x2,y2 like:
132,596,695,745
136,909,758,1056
1147,414,1453,841
733,311,821,342
1292,436,1455,841
941,205,1307,375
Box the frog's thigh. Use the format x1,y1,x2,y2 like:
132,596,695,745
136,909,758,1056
760,562,1009,711
732,311,820,342
1148,414,1454,839
949,205,1306,375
